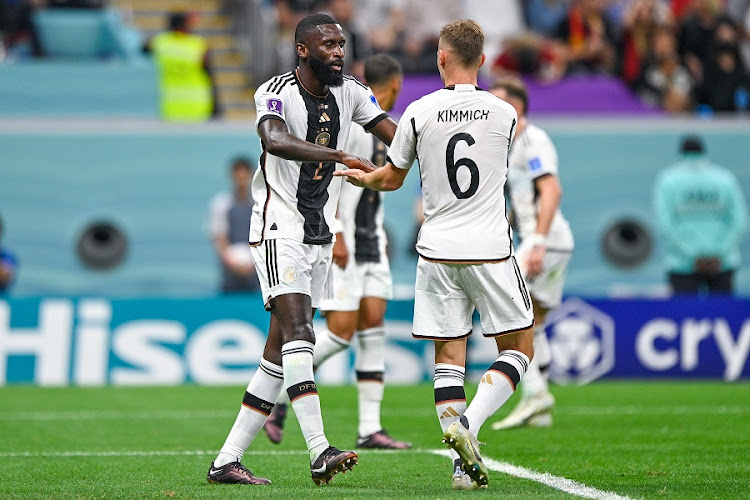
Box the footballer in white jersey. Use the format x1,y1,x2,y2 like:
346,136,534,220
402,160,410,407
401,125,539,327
321,122,392,310
250,71,387,246
506,122,574,309
210,14,399,488
264,55,410,452
336,20,535,490
489,78,574,432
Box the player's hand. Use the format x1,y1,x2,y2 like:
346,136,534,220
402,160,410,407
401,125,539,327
340,153,376,173
526,245,546,279
332,233,349,269
333,168,368,187
517,233,546,280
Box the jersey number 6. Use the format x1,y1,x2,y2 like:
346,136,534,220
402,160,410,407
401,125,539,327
446,133,479,199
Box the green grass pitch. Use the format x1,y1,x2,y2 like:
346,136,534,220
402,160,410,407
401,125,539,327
1,381,748,499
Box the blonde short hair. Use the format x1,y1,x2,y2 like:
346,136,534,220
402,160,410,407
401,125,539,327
439,19,484,68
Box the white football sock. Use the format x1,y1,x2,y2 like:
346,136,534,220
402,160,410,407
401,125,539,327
214,358,284,467
283,340,330,462
434,363,466,462
312,327,351,369
355,327,386,437
464,350,529,435
521,326,551,398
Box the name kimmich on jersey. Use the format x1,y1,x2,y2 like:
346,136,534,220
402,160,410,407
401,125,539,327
388,84,518,262
249,71,387,246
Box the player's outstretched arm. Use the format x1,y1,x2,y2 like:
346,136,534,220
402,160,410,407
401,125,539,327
334,162,408,192
259,117,346,164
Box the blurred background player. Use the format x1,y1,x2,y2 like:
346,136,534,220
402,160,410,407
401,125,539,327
207,13,397,486
144,11,219,122
488,77,575,431
335,20,535,490
263,54,411,450
653,135,748,295
206,156,261,294
0,214,18,294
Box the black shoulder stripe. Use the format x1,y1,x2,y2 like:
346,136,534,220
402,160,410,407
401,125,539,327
411,117,418,139
270,73,295,94
266,75,281,93
275,77,295,94
344,74,368,89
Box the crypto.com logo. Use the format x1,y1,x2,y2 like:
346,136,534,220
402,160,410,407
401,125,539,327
545,298,615,385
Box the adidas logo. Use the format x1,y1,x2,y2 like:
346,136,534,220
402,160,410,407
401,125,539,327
481,374,493,385
319,112,330,123
439,406,461,420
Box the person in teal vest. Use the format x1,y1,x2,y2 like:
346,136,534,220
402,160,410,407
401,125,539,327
653,135,748,295
145,11,220,121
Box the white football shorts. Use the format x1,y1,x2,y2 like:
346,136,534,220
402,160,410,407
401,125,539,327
412,256,535,340
320,257,393,312
250,238,332,310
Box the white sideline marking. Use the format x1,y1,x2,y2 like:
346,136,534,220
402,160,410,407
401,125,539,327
431,449,634,500
0,405,746,421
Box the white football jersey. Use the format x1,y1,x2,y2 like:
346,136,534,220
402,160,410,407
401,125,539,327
338,122,388,262
249,71,387,245
506,123,574,251
388,84,518,262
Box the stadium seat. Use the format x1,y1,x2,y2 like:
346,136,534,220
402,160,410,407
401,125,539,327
32,8,143,61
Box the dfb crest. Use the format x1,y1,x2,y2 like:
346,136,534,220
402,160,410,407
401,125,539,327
545,298,615,385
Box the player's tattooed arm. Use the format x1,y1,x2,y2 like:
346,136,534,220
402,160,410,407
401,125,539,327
259,117,376,172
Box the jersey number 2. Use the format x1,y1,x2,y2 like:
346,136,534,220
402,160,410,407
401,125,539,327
446,133,479,199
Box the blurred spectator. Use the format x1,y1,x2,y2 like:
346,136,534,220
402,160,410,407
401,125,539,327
144,11,219,122
466,0,526,77
321,0,372,80
696,17,750,111
524,0,571,36
1,0,45,58
355,0,405,55
0,214,18,294
620,0,674,85
491,33,568,82
726,0,750,69
273,0,318,71
206,157,261,294
670,0,694,20
653,136,748,295
633,25,693,111
400,0,461,73
553,0,618,75
678,0,724,82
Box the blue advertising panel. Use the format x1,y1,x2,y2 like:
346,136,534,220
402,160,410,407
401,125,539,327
0,297,747,386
